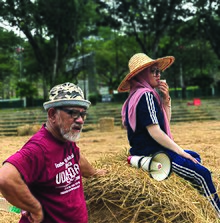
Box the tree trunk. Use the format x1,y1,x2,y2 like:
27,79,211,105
52,37,59,87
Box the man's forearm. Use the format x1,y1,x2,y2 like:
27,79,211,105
0,163,42,214
79,154,107,178
79,154,96,178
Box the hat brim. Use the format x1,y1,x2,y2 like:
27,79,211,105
117,56,175,92
43,99,91,110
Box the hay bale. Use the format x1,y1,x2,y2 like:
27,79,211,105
29,124,41,135
17,124,41,136
84,151,218,223
99,117,114,132
17,125,30,136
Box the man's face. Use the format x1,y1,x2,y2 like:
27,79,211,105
55,106,87,142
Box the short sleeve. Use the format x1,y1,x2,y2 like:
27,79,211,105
137,92,159,128
5,142,45,184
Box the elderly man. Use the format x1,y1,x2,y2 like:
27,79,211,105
0,82,105,223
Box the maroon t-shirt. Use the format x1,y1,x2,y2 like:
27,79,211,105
5,125,88,223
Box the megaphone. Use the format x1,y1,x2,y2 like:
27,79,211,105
127,151,172,181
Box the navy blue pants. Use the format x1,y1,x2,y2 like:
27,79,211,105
166,149,220,217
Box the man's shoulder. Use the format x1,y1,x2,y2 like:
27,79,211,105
23,126,54,151
28,125,48,143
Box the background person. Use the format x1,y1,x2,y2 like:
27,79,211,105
117,53,220,218
0,82,106,223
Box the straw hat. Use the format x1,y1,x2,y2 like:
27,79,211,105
117,53,175,92
43,82,91,110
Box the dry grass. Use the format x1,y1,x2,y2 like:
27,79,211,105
84,150,218,223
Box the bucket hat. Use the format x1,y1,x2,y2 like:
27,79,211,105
43,82,91,110
117,53,175,92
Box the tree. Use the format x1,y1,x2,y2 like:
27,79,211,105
0,0,99,99
160,15,220,98
94,0,220,98
82,27,141,91
0,28,20,98
195,0,220,61
96,0,191,57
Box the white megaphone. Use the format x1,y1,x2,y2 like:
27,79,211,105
127,151,172,181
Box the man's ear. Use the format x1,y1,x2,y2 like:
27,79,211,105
47,108,57,121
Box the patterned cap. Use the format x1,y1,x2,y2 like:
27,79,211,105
43,82,91,110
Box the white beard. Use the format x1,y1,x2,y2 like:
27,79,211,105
62,131,81,142
60,125,82,142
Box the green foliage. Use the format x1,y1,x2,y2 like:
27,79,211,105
0,28,22,98
0,29,20,78
96,0,187,56
0,0,220,100
170,86,199,91
88,93,101,105
190,75,214,89
0,0,100,94
16,81,38,98
83,30,140,90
